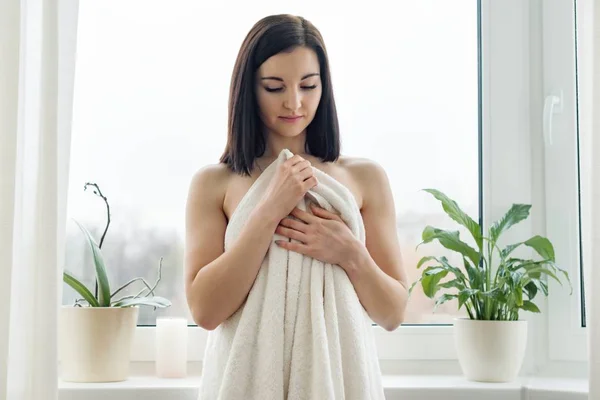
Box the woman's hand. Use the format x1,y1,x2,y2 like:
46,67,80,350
257,155,318,222
274,203,359,267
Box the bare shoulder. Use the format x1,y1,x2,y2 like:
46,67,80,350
337,155,389,187
337,155,385,171
190,162,231,184
338,156,392,211
187,163,232,207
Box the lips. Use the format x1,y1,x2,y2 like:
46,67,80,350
279,116,302,122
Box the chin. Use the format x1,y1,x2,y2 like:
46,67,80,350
272,125,306,137
280,131,305,139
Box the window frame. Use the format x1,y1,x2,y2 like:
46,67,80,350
541,0,588,363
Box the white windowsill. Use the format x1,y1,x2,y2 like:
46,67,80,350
58,375,588,400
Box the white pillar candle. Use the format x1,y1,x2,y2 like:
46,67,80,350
155,317,188,378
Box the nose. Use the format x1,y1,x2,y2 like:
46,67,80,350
283,88,301,111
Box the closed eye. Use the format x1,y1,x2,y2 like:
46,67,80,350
264,85,318,93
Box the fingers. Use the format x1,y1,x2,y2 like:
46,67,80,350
283,155,317,189
286,154,306,167
275,225,307,243
298,164,314,181
310,203,341,220
284,156,312,176
303,176,318,190
290,207,317,223
293,160,312,175
287,156,313,174
275,240,306,254
280,216,308,232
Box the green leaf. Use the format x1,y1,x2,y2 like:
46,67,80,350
524,266,562,285
481,286,503,299
464,257,483,290
458,288,480,309
520,300,541,313
504,257,526,269
509,270,525,287
506,258,551,276
500,243,523,260
546,261,573,293
490,204,531,244
514,286,523,306
433,293,458,312
423,189,482,250
439,279,465,290
524,281,538,299
408,278,422,296
416,256,436,269
421,266,449,298
524,235,556,262
111,296,172,308
436,256,468,281
415,257,469,298
420,226,480,267
73,219,111,307
529,270,542,280
63,271,100,307
538,280,549,296
493,291,508,304
424,266,448,276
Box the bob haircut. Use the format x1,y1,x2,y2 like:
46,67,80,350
219,14,341,176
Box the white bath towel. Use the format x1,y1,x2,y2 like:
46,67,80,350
198,149,385,400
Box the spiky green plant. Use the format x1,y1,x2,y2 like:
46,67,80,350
409,189,572,321
63,183,171,309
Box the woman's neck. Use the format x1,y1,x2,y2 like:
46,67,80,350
263,131,307,157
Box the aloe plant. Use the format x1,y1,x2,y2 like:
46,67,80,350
63,183,171,309
409,189,572,321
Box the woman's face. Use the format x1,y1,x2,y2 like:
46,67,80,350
255,46,323,139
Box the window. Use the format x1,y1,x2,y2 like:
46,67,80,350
63,0,554,364
63,1,480,328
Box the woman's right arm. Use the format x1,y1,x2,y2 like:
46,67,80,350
184,166,280,331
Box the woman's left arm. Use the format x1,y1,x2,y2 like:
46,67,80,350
341,160,408,331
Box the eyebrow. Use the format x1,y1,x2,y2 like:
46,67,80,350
260,73,320,82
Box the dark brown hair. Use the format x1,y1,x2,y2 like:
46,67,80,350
219,14,341,176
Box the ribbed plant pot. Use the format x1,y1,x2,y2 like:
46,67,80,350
59,306,139,382
454,318,528,382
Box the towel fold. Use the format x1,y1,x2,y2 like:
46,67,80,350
198,149,385,400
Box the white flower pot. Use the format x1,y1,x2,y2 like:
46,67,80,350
59,306,139,382
453,318,528,382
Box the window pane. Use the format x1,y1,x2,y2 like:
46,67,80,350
63,1,480,325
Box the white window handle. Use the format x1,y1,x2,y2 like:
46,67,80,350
543,93,562,146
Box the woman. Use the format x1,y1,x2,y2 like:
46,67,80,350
185,14,409,399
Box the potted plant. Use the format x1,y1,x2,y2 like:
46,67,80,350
60,183,171,383
409,189,572,383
